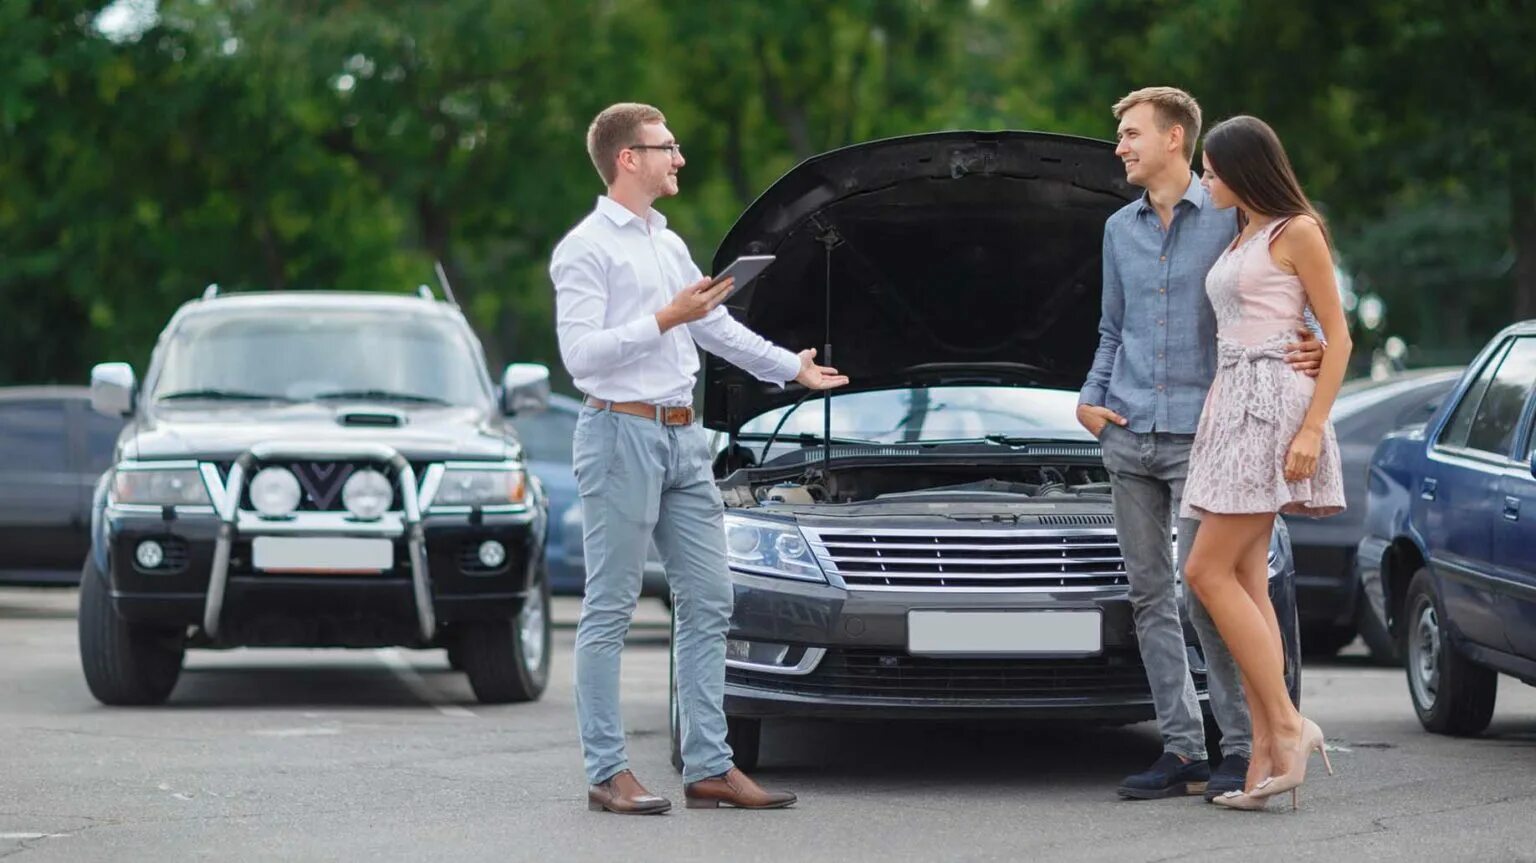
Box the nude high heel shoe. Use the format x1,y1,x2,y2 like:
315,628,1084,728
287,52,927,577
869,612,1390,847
1248,718,1333,805
1212,790,1271,811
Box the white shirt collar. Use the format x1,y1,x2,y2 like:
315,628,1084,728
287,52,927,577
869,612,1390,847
595,195,667,230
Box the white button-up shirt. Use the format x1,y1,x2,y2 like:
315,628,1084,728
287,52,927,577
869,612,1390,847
550,196,801,406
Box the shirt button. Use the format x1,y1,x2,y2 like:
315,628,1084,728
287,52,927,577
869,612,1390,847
1157,320,1164,326
1160,255,1167,262
1157,385,1164,391
1159,288,1166,294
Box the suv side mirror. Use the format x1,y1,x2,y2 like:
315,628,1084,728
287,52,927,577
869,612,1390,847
90,362,137,417
501,363,550,415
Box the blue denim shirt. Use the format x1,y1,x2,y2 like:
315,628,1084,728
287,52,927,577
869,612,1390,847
1079,174,1234,435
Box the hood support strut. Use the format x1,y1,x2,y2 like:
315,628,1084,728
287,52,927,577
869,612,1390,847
815,219,843,474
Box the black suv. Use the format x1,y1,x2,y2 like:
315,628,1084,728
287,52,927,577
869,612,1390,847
80,289,552,706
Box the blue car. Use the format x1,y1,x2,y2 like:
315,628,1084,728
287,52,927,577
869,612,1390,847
512,393,668,598
1357,321,1536,734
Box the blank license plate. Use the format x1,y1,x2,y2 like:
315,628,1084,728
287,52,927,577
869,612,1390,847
251,537,393,573
907,610,1102,656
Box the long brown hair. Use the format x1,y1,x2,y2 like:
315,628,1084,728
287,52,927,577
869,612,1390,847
1203,115,1331,248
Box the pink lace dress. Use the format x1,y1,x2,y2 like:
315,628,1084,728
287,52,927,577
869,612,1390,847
1181,217,1345,520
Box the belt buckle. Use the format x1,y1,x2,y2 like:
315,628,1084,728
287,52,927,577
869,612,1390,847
663,406,692,426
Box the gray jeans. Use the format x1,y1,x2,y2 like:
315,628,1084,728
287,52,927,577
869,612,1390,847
571,406,736,785
1098,423,1250,761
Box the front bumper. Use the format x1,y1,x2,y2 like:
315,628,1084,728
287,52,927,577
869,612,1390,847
722,568,1300,721
103,444,543,648
722,572,1202,722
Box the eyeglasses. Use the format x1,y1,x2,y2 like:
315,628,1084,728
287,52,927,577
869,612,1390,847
628,143,682,157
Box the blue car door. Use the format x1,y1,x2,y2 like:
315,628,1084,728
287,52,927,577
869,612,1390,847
1495,355,1536,659
1421,338,1524,653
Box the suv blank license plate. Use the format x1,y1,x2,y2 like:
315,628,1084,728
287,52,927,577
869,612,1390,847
907,610,1102,655
252,537,392,573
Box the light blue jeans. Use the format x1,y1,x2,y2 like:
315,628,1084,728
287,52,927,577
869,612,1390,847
1099,423,1251,762
572,406,735,785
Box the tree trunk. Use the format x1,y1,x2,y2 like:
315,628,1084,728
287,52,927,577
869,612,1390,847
1512,151,1536,321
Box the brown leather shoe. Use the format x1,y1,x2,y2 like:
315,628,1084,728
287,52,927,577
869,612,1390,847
587,770,671,815
683,767,797,810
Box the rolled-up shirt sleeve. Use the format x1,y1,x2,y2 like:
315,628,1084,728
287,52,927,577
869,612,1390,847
551,234,663,380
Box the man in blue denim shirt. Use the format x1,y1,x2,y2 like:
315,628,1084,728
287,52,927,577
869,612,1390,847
1077,88,1323,802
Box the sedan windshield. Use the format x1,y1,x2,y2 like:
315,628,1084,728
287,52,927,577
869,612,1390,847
152,308,490,407
740,386,1091,449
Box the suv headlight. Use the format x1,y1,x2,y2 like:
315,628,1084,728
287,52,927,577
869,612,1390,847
723,514,825,583
432,463,527,508
112,465,211,506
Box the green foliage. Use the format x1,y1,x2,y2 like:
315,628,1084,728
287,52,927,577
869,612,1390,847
1,0,1530,388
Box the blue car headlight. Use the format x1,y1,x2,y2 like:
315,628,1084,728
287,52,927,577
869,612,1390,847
723,513,826,583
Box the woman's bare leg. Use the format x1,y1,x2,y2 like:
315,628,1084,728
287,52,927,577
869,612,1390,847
1184,511,1302,778
1231,529,1283,790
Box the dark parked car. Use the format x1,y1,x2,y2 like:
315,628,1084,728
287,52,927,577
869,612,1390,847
80,289,552,706
667,131,1301,771
512,392,668,598
1285,367,1462,660
0,387,122,585
1357,321,1536,734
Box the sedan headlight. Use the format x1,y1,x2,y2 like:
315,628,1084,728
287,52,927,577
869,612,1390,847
113,466,210,506
723,514,825,583
432,464,527,508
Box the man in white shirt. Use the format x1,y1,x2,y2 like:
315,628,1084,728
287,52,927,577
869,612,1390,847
551,102,847,815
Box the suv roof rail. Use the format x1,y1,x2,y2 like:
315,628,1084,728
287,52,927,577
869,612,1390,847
202,283,220,300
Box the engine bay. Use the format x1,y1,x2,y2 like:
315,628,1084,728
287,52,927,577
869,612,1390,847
721,461,1112,508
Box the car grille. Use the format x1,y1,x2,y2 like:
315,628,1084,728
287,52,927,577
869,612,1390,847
215,460,432,513
728,649,1202,702
803,527,1131,592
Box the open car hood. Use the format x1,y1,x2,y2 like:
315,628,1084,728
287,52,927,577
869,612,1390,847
703,131,1136,432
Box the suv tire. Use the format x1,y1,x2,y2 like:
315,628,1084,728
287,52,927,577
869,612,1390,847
460,563,551,704
78,557,184,706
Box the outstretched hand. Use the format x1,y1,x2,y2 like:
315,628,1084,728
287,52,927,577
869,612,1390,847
794,348,849,391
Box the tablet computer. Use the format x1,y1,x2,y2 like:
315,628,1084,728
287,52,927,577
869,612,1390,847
710,255,776,301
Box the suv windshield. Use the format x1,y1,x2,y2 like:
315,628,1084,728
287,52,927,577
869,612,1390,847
152,307,490,407
740,386,1091,448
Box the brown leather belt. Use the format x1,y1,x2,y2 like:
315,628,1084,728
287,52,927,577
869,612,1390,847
584,396,695,427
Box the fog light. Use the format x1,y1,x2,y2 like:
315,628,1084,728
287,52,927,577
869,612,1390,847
477,540,507,568
135,540,164,569
725,639,789,666
250,467,301,517
342,469,392,521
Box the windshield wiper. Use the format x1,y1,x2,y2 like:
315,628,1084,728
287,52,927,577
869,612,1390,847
156,388,293,402
732,431,882,447
311,389,450,405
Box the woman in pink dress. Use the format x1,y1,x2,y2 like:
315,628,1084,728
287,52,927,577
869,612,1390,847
1180,116,1350,810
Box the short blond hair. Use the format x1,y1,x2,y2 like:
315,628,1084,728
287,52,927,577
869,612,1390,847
1112,87,1202,161
586,102,666,185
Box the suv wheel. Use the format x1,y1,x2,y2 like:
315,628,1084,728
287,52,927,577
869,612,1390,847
78,557,184,705
1404,569,1497,735
460,563,551,704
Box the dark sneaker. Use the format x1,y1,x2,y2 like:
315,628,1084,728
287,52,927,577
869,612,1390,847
1117,752,1210,800
1204,753,1250,802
